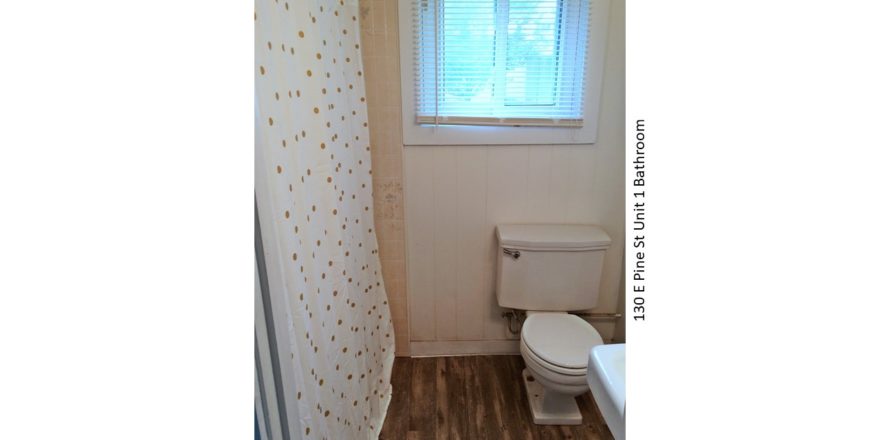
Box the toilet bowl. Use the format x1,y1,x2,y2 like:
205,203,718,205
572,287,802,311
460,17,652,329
519,312,604,425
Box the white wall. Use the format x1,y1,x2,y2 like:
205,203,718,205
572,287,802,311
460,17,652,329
402,0,625,355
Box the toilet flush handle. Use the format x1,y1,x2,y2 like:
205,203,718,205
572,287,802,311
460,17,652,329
502,248,521,260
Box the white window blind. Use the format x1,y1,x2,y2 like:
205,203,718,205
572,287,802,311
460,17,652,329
411,0,590,127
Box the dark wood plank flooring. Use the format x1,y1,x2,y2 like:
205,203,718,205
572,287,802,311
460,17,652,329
380,356,615,440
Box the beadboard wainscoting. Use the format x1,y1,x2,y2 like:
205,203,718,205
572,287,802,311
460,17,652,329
403,144,625,356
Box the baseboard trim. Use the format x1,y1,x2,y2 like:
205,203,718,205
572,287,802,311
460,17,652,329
410,339,520,357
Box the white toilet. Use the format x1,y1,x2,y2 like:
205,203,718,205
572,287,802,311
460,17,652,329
495,224,611,425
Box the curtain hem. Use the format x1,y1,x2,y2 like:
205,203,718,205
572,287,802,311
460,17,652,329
370,355,395,440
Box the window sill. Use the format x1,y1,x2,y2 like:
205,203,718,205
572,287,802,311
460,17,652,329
401,119,599,146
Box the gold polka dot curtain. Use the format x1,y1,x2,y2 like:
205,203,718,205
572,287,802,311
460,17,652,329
255,0,395,438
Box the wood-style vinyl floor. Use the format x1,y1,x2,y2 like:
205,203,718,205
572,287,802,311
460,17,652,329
379,356,615,440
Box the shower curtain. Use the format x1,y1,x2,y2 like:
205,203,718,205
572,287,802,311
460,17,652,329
255,0,395,438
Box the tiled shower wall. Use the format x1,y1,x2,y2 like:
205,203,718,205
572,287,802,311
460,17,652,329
359,0,409,355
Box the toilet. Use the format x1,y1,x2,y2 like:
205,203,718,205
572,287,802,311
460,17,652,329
495,224,611,425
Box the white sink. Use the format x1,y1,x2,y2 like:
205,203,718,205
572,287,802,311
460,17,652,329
587,344,625,439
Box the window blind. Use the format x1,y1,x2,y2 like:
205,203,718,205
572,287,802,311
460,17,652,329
411,0,590,127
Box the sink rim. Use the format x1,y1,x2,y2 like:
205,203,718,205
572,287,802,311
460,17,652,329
589,343,625,417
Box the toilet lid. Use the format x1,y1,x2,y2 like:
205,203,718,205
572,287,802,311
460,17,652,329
521,313,603,370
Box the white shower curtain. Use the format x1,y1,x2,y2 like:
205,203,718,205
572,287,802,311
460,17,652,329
255,0,395,438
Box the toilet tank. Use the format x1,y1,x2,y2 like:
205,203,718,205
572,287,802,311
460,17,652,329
495,224,611,311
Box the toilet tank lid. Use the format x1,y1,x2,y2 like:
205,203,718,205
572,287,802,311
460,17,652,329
496,224,611,251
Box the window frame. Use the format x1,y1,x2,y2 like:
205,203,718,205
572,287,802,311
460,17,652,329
398,0,610,146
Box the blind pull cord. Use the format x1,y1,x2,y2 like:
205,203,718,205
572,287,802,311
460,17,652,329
433,0,439,128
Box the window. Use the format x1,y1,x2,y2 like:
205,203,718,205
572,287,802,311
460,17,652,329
399,0,609,145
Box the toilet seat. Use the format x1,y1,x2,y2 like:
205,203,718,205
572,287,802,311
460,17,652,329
521,340,587,377
521,313,603,371
521,340,588,387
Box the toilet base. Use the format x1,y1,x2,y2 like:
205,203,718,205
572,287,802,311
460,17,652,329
522,369,583,425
